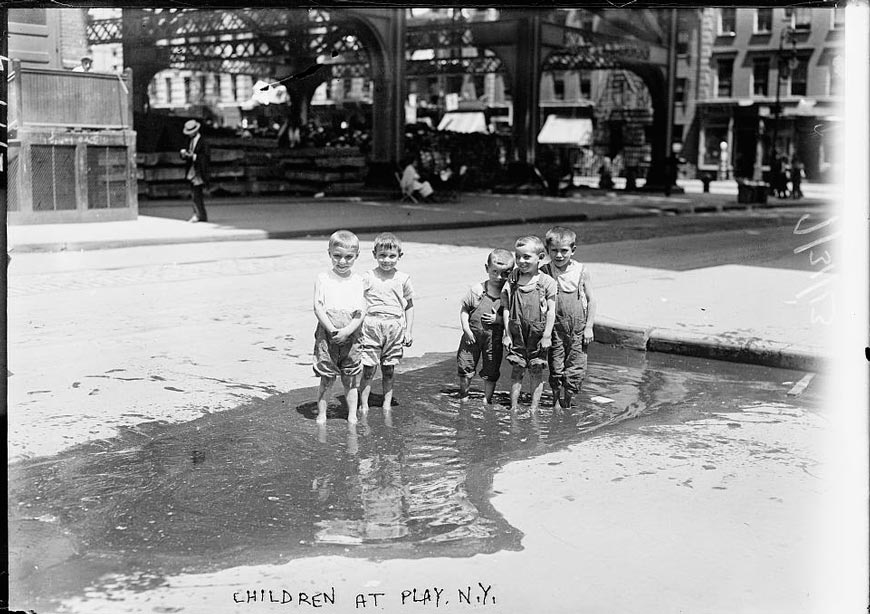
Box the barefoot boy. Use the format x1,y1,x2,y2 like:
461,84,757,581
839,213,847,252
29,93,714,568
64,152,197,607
502,236,557,413
359,232,415,417
541,226,597,411
457,248,515,404
313,230,367,425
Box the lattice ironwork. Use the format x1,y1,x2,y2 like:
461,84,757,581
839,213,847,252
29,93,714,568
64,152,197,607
407,55,503,77
543,23,654,71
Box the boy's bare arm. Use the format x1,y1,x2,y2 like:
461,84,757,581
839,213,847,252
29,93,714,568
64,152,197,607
460,307,475,343
404,299,415,346
502,306,512,348
541,297,556,348
583,269,597,343
313,279,337,333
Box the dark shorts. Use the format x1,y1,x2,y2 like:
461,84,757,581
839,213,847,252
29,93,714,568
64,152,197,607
457,327,503,381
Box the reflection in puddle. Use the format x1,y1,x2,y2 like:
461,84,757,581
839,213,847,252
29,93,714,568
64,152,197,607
9,346,815,610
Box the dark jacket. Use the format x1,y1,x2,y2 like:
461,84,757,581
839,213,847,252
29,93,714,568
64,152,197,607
184,134,210,185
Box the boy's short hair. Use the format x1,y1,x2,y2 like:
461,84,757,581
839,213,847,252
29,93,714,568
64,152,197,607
515,235,545,255
329,230,360,252
373,232,403,256
487,248,515,269
545,226,577,249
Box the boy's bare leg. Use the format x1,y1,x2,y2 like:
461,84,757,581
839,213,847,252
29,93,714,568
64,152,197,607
359,365,376,413
484,379,497,405
459,374,473,399
509,365,524,411
317,376,335,424
381,365,395,412
562,390,574,412
551,384,563,410
342,374,359,424
529,366,544,413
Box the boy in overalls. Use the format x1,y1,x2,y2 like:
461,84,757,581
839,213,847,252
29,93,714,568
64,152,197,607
501,236,558,413
541,226,597,411
457,249,515,404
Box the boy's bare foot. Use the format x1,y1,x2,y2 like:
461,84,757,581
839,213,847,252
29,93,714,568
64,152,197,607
316,413,327,425
530,405,540,414
360,404,370,414
384,410,394,428
347,412,358,424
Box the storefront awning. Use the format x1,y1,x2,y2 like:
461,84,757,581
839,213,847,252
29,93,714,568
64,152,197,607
537,115,593,146
437,111,489,134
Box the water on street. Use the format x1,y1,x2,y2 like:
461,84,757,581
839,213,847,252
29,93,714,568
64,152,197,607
8,344,824,612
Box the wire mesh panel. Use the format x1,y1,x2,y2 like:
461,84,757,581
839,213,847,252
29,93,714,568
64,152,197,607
8,146,20,212
87,146,128,209
31,145,77,211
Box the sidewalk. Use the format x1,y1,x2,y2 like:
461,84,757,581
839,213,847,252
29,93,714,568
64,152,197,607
7,187,832,254
6,190,833,373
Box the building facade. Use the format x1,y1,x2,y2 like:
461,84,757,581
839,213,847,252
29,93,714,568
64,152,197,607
693,7,843,181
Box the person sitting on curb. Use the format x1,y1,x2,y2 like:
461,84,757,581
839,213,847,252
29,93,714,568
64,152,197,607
400,156,435,202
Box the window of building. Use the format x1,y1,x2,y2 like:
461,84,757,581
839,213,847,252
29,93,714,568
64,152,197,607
786,8,812,31
553,76,565,100
676,29,690,55
232,76,240,101
754,8,772,33
183,77,192,104
831,8,845,29
579,71,591,98
9,8,47,25
718,8,736,36
199,75,208,99
752,58,769,96
675,78,687,105
788,58,808,96
164,77,173,104
716,58,734,97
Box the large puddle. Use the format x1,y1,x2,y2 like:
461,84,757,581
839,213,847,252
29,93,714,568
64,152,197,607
9,345,820,610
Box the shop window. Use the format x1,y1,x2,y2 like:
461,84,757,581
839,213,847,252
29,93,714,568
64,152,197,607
716,58,734,98
164,77,173,104
755,8,772,33
9,8,47,25
718,8,736,36
752,58,769,97
703,125,729,166
788,58,808,96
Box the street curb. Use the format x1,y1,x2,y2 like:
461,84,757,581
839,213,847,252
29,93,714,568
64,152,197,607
592,317,825,372
9,211,662,254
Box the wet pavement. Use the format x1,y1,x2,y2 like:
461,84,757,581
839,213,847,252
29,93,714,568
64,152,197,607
8,344,824,613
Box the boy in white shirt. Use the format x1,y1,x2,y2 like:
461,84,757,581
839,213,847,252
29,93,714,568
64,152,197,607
313,230,367,425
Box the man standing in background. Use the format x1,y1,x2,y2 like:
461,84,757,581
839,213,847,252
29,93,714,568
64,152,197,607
180,119,209,223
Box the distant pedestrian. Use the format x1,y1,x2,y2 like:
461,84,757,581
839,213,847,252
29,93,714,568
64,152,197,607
313,230,367,425
598,157,614,191
541,227,597,412
775,155,790,199
180,119,209,222
358,233,415,419
502,236,558,414
400,156,434,202
457,249,515,404
790,157,805,200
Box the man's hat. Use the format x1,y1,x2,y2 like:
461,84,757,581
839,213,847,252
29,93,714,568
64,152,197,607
81,55,93,63
183,119,201,136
